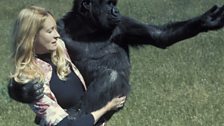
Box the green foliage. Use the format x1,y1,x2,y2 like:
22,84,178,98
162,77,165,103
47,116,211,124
0,0,224,125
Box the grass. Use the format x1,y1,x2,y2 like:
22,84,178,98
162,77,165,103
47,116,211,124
0,0,224,125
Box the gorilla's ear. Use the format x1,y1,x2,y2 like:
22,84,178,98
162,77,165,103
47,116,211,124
80,0,91,13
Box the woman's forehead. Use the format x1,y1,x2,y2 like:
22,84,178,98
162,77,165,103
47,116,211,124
42,16,56,29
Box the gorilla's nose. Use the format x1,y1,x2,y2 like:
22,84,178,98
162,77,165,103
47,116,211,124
111,7,119,17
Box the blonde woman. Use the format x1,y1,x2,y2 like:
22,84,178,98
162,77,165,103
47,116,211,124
10,6,126,126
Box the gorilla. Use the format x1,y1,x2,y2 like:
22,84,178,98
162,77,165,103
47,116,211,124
56,0,224,122
8,0,224,125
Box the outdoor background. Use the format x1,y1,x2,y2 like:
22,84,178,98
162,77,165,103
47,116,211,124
0,0,224,126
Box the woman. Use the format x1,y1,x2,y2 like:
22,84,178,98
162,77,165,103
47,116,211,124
10,5,126,126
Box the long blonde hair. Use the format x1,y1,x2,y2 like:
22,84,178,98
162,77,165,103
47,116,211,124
11,6,70,84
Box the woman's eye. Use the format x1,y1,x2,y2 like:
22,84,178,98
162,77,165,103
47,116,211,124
47,27,55,33
47,30,53,33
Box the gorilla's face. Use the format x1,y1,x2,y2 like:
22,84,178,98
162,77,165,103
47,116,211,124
79,0,121,30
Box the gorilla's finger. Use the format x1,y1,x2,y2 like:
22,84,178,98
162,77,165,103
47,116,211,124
32,83,43,90
34,93,44,100
222,9,224,18
34,88,44,95
31,78,43,85
21,83,33,92
207,5,218,15
221,14,224,26
213,5,224,18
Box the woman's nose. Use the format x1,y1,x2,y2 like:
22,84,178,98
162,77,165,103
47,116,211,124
54,29,60,39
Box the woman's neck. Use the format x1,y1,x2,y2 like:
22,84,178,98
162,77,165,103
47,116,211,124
36,53,52,63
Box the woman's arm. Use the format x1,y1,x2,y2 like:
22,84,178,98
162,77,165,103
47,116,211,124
56,96,126,126
91,96,126,124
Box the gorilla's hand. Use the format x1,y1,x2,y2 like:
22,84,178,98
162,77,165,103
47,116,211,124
8,79,44,103
200,5,224,31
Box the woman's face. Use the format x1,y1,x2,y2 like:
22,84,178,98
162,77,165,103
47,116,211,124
34,15,60,54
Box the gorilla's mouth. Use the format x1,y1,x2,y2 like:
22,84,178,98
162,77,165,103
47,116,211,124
109,17,121,26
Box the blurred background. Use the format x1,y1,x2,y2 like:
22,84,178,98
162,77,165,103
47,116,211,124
0,0,224,125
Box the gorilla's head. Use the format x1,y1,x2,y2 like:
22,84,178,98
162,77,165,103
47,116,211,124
73,0,121,30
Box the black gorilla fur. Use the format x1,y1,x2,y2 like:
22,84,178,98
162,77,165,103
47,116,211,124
56,0,224,123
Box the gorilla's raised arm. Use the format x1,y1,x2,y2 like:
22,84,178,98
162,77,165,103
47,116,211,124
112,5,224,48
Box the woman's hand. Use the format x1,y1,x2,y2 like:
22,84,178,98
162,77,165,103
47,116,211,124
91,96,126,124
105,96,126,111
